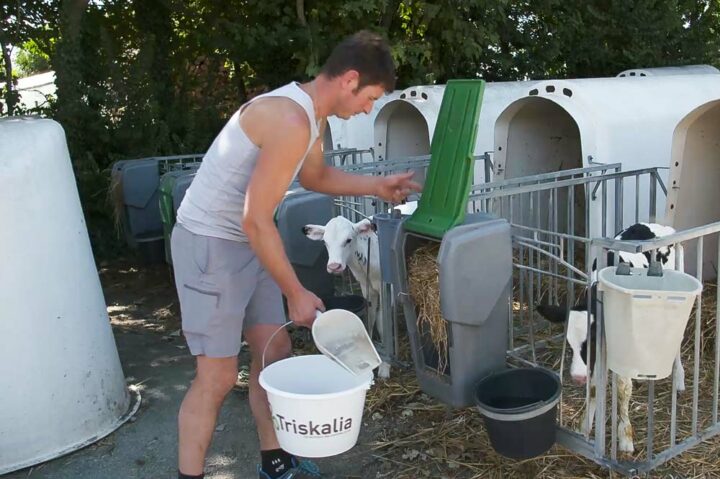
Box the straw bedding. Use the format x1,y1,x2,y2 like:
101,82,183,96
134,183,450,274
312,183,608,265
370,258,720,477
301,225,720,476
407,241,448,373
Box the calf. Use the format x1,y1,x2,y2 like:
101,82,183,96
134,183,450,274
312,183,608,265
537,222,686,453
302,217,383,342
302,201,418,343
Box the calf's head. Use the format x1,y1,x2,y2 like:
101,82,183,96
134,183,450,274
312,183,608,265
303,216,374,274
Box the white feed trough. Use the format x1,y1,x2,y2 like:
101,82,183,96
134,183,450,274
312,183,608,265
0,117,138,474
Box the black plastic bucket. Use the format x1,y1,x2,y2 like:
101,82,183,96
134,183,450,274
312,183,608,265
475,367,561,459
135,232,165,265
320,294,366,316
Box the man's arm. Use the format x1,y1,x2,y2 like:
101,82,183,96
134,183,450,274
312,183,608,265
298,126,379,196
242,107,324,327
299,123,422,201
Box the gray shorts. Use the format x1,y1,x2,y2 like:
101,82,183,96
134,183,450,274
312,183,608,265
171,224,286,357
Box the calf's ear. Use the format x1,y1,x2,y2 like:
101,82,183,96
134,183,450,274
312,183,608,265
302,224,325,241
354,218,374,236
536,304,568,323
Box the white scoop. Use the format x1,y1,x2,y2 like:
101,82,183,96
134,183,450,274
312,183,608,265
312,309,382,376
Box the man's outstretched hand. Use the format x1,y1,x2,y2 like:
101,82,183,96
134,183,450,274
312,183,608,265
374,171,423,204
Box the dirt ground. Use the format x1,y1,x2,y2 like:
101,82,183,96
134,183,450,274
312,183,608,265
5,257,720,479
4,259,382,479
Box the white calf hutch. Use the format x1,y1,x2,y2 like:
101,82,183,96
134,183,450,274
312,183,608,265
373,81,541,185
493,73,720,244
326,91,401,152
616,64,719,77
369,75,720,238
667,98,720,279
0,118,139,475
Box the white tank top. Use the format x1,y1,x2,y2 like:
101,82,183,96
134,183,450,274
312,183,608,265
177,82,321,242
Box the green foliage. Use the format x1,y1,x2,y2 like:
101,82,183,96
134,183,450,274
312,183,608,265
16,39,52,77
0,0,57,114
512,0,720,78
2,0,719,258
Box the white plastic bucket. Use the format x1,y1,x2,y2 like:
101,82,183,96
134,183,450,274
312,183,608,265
259,354,373,457
598,266,703,380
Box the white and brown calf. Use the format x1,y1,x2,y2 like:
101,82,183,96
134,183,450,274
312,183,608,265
538,222,686,453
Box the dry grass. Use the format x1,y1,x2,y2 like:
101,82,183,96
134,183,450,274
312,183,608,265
407,241,447,373
108,168,126,239
363,278,720,478
365,367,613,479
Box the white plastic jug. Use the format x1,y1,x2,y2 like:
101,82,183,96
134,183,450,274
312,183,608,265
312,309,382,376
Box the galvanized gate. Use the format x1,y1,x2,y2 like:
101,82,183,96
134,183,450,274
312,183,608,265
467,164,720,475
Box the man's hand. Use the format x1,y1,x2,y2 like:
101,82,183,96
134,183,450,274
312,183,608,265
286,288,325,328
374,171,423,204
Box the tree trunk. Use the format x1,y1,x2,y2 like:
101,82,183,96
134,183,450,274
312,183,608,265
381,0,401,32
232,60,248,104
1,41,17,116
296,0,307,26
53,0,90,157
54,0,90,113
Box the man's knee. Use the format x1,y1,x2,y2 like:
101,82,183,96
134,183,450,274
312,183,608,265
258,341,291,365
194,358,238,398
248,330,291,366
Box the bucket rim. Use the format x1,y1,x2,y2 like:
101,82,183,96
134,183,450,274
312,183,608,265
597,266,703,296
474,367,561,422
259,355,373,400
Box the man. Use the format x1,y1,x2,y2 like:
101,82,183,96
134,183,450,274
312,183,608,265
171,30,421,479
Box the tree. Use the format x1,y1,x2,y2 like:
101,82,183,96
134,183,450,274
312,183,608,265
504,0,720,79
16,39,52,77
0,0,56,115
11,0,719,256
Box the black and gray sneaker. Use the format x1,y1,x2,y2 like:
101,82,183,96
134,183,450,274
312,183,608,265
257,457,321,479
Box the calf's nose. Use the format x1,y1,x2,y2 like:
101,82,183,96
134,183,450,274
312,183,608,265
327,262,344,273
571,374,587,386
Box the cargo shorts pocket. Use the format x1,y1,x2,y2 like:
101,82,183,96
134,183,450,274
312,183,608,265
180,282,221,336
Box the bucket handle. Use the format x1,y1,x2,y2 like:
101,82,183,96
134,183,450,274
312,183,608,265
261,312,322,370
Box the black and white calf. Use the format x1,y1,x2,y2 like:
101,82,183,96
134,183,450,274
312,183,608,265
537,222,686,453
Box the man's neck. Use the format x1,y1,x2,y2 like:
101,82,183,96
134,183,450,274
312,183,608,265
301,76,333,119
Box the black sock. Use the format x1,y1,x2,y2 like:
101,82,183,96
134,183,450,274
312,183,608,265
260,448,296,478
178,472,204,479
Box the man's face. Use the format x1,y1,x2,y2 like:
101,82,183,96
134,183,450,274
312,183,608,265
335,72,385,119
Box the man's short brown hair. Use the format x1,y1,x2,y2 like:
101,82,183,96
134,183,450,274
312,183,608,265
320,30,396,93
